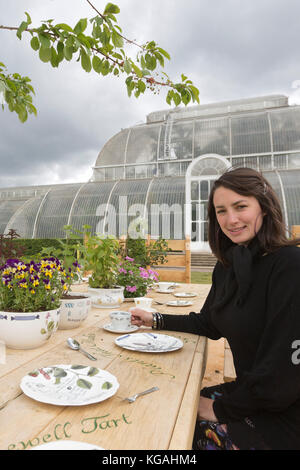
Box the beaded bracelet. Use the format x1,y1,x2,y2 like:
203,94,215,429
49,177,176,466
152,312,164,330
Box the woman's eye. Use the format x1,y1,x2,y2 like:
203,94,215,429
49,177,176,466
237,205,247,210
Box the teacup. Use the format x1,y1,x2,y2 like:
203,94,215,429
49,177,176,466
109,310,131,331
134,297,153,310
158,282,174,291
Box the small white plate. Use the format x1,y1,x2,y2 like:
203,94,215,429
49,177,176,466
20,364,119,406
115,332,183,353
156,289,175,294
173,292,197,298
103,323,139,334
31,440,105,450
166,300,193,307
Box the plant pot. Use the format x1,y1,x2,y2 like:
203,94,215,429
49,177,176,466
58,293,91,330
0,308,60,350
88,286,124,309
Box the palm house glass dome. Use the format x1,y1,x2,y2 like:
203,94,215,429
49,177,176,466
1,94,300,252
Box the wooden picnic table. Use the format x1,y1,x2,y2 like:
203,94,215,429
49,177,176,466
0,283,209,451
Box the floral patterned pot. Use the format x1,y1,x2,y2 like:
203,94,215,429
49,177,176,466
87,286,124,309
0,308,60,350
58,293,91,330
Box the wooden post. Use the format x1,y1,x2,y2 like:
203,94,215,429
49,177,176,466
291,225,300,243
185,236,191,283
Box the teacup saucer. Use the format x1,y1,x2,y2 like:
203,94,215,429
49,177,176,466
156,289,175,294
103,323,139,334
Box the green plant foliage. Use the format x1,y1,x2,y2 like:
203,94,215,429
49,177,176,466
0,2,200,122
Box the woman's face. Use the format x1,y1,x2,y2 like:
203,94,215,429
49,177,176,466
213,186,264,245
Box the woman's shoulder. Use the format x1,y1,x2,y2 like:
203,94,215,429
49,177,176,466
266,245,300,268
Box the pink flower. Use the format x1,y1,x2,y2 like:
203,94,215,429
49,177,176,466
125,256,134,262
126,285,137,292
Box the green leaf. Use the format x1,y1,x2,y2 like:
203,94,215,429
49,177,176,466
137,80,146,93
77,379,92,389
157,47,171,60
112,29,123,48
55,23,74,33
87,367,99,376
16,21,28,40
81,49,92,72
39,47,51,63
92,55,102,73
63,45,73,61
38,33,51,49
25,12,32,25
102,381,113,390
71,365,87,369
145,53,156,71
30,36,40,51
173,92,181,106
131,63,143,78
74,18,88,35
50,47,59,67
123,59,131,74
53,367,67,378
104,3,120,14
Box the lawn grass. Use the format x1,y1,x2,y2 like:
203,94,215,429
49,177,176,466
191,271,212,284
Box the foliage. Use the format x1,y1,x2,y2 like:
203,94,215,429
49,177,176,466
0,1,199,122
116,256,158,298
120,236,169,267
0,62,37,123
79,225,120,289
0,257,68,312
0,229,25,265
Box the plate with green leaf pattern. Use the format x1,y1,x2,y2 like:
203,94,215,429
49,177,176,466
20,364,119,406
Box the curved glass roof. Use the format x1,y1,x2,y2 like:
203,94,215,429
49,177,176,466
0,95,299,245
92,95,300,182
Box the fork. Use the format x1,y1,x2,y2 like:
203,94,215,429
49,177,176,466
124,386,159,403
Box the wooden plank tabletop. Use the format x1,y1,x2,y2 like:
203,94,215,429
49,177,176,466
0,283,210,451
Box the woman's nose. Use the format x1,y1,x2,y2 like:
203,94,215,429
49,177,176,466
226,211,239,224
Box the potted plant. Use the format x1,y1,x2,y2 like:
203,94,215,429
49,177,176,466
80,229,124,309
39,227,91,330
0,258,64,349
116,256,159,299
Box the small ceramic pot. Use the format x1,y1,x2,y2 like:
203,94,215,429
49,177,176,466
87,286,124,309
0,308,60,350
58,293,91,330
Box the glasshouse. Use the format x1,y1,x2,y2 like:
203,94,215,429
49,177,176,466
1,94,300,252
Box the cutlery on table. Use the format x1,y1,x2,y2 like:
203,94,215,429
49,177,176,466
67,338,97,361
124,386,159,403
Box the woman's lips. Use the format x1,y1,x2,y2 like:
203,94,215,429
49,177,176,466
228,226,246,234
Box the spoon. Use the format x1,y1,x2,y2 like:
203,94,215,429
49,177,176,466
67,338,97,361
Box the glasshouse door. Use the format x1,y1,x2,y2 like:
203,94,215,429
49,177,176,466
190,177,215,251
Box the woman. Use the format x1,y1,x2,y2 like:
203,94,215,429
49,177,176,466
130,167,300,450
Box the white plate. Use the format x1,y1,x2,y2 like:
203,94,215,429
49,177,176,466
115,332,183,353
156,289,175,294
103,323,139,334
20,364,119,406
166,300,193,307
173,292,197,298
32,440,105,450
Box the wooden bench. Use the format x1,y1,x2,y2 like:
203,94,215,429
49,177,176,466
224,339,236,382
149,237,191,284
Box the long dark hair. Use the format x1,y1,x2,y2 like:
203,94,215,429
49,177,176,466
208,167,300,265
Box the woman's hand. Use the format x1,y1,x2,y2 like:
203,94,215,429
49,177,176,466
130,307,154,328
197,397,217,422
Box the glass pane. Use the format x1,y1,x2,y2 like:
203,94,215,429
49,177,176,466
94,129,128,167
194,117,230,157
191,181,199,201
270,108,300,152
200,180,209,200
191,222,199,242
231,113,271,155
159,121,193,160
126,125,160,163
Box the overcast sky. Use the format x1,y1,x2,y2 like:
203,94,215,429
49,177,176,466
1,0,300,188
